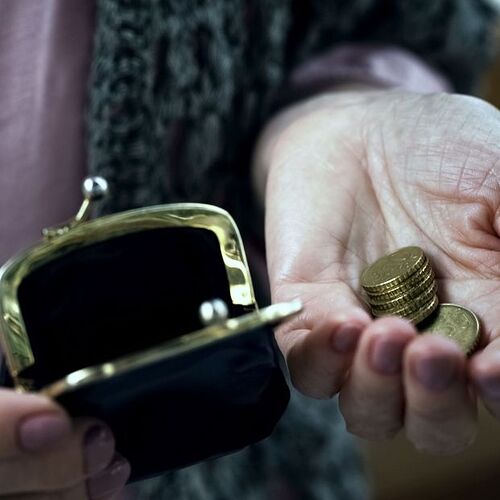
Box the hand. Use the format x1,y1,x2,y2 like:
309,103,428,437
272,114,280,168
256,90,500,454
0,388,129,499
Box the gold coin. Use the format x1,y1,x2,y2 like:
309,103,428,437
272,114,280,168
364,260,433,298
419,303,480,355
361,247,427,293
372,287,438,318
368,276,437,310
370,282,438,313
365,264,435,302
372,294,439,322
406,295,440,325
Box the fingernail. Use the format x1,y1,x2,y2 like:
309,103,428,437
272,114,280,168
84,425,115,475
369,337,406,375
19,412,71,452
87,454,131,500
413,356,457,391
331,324,362,353
476,376,500,400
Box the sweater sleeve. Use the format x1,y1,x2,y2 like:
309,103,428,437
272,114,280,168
281,43,452,105
287,0,498,93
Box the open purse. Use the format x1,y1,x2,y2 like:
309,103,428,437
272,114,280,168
0,177,300,481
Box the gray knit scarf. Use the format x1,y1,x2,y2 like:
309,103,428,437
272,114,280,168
87,1,496,498
88,0,496,215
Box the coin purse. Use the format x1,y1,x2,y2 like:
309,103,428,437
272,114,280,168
0,179,298,481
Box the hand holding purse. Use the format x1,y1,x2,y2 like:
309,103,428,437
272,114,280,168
0,177,300,481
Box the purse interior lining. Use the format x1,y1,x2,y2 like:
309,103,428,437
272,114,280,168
18,227,244,388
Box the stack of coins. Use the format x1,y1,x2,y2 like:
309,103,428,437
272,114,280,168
360,246,480,355
361,246,439,325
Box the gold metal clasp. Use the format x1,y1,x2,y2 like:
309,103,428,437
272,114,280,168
42,177,109,240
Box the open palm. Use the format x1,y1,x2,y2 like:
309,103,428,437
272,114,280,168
264,91,500,453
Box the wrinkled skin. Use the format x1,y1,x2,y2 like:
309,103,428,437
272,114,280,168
258,91,500,454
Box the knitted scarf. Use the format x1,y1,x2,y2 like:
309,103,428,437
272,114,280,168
88,0,496,216
87,1,497,498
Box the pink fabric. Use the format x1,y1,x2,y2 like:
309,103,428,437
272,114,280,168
288,43,451,99
0,0,95,265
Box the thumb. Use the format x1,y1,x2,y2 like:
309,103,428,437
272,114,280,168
0,388,118,496
0,388,72,456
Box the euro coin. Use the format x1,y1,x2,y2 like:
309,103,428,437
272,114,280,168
372,294,439,323
372,287,438,318
360,248,480,333
365,264,434,302
419,303,480,355
370,281,438,312
405,295,440,325
361,246,438,324
361,246,427,293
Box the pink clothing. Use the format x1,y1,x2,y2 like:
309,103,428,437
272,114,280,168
289,43,451,96
0,0,94,265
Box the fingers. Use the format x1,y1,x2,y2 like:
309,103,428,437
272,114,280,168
279,297,371,398
339,317,416,439
404,335,476,455
86,453,131,500
2,418,115,495
5,455,130,500
0,389,71,457
339,322,477,454
469,336,500,417
0,389,122,497
279,299,479,454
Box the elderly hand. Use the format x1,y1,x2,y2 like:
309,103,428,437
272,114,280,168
0,388,129,499
255,90,500,454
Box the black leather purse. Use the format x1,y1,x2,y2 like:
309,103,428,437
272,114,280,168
0,177,299,481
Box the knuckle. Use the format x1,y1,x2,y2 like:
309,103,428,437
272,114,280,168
342,408,402,440
287,342,345,400
344,420,400,441
340,397,402,440
409,403,461,426
339,389,404,441
290,371,339,400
